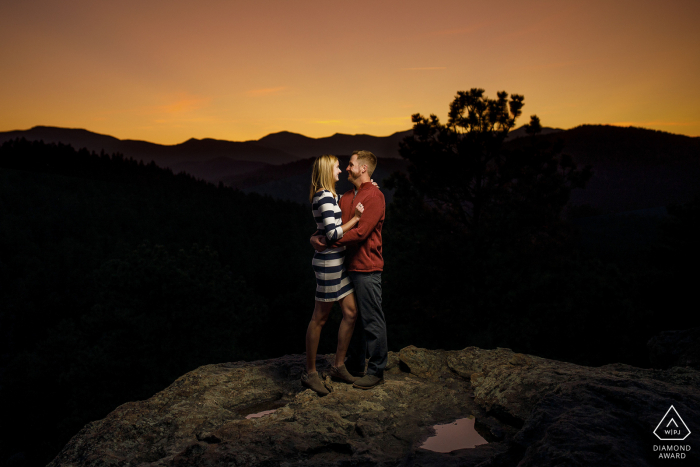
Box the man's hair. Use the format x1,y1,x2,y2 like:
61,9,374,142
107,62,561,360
309,154,338,202
352,150,377,177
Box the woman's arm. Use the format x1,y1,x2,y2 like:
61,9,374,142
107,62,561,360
314,194,364,246
329,192,381,248
311,202,364,252
316,193,346,242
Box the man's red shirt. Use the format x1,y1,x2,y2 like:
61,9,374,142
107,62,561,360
332,181,385,272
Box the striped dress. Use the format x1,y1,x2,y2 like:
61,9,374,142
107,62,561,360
311,190,354,302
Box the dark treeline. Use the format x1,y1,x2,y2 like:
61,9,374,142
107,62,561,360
382,181,700,365
0,139,318,466
379,88,700,367
1,132,698,466
380,89,700,365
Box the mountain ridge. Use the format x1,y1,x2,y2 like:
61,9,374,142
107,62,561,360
3,124,699,212
0,126,412,164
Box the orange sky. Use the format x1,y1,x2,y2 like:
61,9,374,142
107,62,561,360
1,0,699,144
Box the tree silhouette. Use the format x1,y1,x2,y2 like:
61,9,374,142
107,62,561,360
394,88,591,233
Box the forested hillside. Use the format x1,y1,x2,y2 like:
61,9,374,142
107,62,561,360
1,136,698,466
0,139,317,466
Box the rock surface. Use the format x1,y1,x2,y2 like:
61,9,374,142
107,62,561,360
51,347,700,466
648,327,700,370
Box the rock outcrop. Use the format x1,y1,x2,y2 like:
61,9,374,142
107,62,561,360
648,327,700,370
50,347,700,466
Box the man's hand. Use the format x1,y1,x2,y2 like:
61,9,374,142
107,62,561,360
310,235,327,252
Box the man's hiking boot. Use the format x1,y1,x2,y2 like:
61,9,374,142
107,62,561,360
301,371,329,396
345,366,366,378
328,364,358,384
352,374,384,390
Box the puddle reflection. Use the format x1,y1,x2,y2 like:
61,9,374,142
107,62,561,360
245,409,277,419
420,416,488,452
238,398,287,420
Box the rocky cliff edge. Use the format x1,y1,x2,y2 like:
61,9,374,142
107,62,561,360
50,346,700,466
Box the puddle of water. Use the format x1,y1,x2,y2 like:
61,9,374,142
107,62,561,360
238,398,288,420
245,409,277,419
420,416,488,453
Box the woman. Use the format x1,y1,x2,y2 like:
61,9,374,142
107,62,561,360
303,154,364,395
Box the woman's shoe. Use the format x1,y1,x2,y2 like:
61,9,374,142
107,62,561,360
328,364,358,384
301,371,330,395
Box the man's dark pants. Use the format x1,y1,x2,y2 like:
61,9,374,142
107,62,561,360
345,271,387,378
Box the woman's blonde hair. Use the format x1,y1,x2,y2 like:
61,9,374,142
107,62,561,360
309,154,338,202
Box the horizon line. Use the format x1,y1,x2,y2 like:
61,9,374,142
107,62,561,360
0,123,698,147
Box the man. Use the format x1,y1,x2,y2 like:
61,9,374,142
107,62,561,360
311,150,387,389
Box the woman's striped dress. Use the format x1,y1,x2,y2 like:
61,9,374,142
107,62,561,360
312,190,354,302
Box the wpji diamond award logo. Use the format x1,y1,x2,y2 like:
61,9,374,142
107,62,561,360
653,405,691,459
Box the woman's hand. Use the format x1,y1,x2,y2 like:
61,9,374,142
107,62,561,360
355,202,364,219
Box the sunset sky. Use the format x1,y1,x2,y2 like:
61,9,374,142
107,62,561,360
1,0,699,144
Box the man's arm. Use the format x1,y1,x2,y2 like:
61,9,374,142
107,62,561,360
310,233,326,252
329,192,383,248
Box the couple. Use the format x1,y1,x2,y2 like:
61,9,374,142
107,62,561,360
303,150,387,395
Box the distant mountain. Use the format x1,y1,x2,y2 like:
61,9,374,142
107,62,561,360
170,158,269,182
0,126,298,167
0,126,409,164
224,156,409,205
531,124,700,166
0,126,125,156
505,125,563,141
0,126,410,184
505,124,700,213
231,125,700,212
252,130,411,159
3,124,698,213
